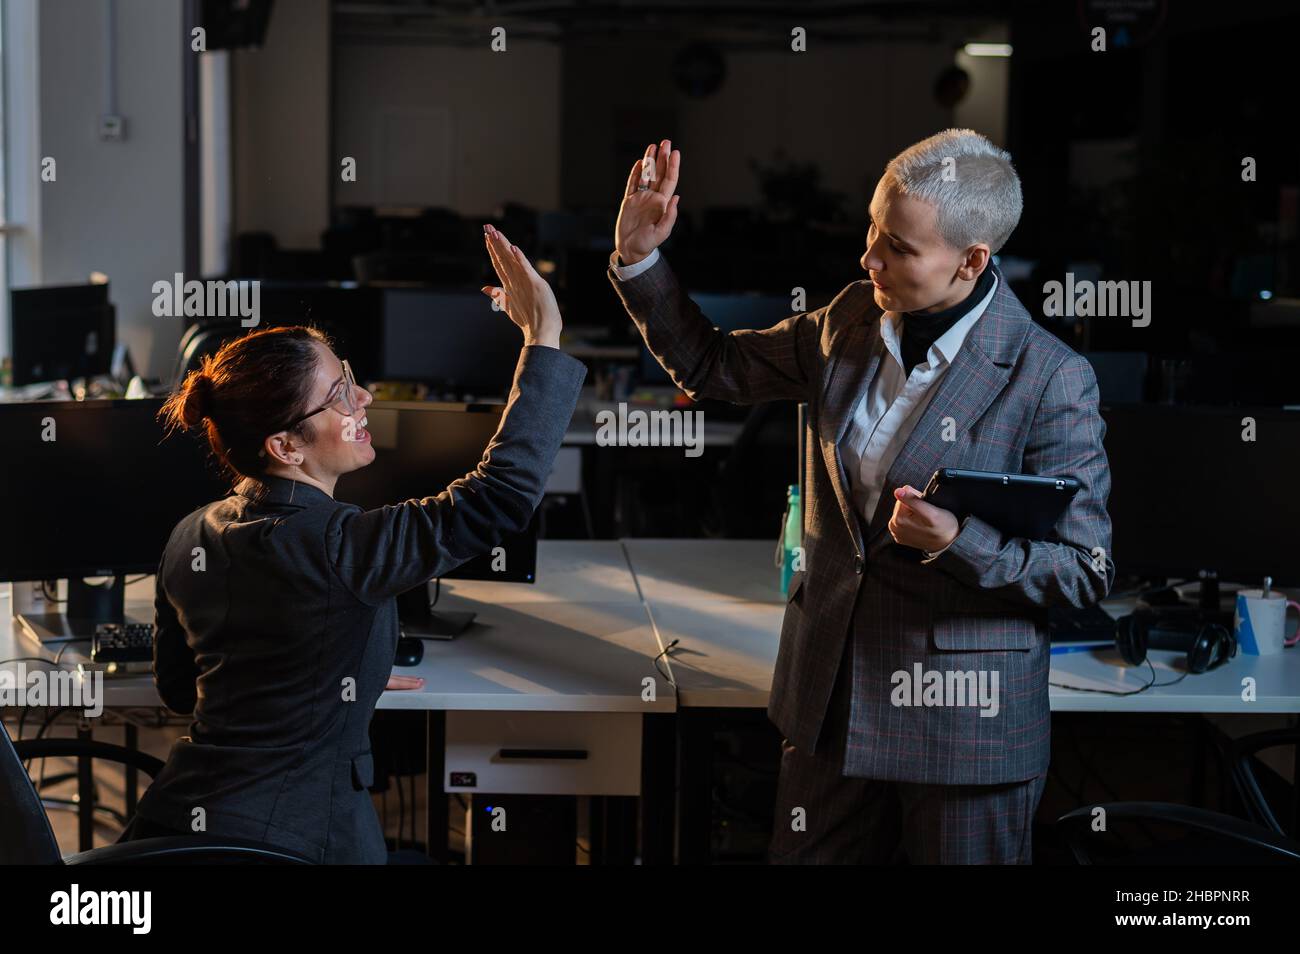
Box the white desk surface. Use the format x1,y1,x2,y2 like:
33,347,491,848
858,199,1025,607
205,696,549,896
439,540,640,605
619,539,785,708
645,601,785,709
621,539,785,605
619,539,1300,714
377,598,670,712
1047,592,1300,713
6,540,1298,716
0,541,669,714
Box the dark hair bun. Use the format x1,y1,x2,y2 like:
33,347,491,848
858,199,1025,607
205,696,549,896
157,325,331,486
181,373,215,429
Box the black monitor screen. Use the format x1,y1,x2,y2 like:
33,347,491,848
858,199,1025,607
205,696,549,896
640,292,794,384
1101,403,1300,585
10,283,115,387
381,289,522,397
334,401,537,584
0,399,230,581
255,283,384,383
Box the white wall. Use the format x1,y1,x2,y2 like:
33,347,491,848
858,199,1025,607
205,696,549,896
332,40,562,215
26,0,185,379
232,0,330,249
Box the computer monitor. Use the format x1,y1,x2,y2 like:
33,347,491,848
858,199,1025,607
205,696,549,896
9,283,116,387
255,283,384,383
333,400,538,636
0,399,230,638
639,291,795,384
380,289,521,398
563,247,635,342
1101,403,1300,590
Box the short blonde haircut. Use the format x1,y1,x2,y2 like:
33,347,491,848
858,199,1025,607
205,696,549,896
884,128,1023,254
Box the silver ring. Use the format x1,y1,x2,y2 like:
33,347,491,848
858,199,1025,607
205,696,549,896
637,184,651,192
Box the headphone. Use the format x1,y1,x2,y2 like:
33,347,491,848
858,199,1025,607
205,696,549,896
1115,607,1237,674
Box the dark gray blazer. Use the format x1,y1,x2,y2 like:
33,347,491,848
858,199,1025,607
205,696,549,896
138,345,586,862
609,256,1115,785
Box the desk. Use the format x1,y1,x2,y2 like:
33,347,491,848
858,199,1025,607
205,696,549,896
1,541,675,862
9,538,1298,863
620,538,1300,713
619,538,1300,862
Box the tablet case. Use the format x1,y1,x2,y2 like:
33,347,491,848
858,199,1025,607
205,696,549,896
922,468,1081,541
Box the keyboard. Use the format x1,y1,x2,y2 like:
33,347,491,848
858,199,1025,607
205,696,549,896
92,622,155,664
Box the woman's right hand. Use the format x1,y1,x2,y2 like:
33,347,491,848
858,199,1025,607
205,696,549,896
480,224,562,349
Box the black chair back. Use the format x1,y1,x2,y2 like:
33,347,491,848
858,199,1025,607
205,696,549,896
173,323,244,387
1057,801,1300,865
0,720,62,864
1226,728,1300,838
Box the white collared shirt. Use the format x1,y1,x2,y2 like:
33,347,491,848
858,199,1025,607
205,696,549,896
839,274,998,537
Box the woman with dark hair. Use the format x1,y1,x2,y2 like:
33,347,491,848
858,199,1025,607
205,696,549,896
117,226,585,863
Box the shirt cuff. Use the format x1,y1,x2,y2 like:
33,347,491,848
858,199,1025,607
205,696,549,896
922,513,1002,582
922,539,957,562
609,247,660,281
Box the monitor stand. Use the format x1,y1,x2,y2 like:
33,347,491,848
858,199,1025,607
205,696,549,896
396,580,474,640
15,576,128,645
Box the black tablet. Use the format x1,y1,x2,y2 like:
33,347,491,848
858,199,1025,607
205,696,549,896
921,468,1081,541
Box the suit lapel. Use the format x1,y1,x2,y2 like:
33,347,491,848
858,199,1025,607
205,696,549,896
863,267,1031,547
817,311,881,560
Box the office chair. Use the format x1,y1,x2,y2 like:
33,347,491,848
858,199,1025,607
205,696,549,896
173,322,245,386
1055,801,1300,865
1,720,313,865
1222,728,1300,839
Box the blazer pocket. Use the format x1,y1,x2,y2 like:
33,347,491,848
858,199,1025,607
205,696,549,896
351,751,376,791
932,614,1036,652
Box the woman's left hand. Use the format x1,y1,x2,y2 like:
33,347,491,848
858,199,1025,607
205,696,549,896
385,674,426,691
887,485,960,553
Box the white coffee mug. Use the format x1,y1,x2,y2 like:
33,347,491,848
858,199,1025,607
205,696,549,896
1234,589,1300,655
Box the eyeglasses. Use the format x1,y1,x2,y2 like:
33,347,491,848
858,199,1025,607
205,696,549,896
283,359,359,432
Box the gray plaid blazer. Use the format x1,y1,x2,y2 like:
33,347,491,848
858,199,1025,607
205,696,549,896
609,256,1115,785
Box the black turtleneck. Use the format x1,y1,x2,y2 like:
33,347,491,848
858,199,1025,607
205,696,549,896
900,266,996,372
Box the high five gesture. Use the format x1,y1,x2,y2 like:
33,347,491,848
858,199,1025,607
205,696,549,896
615,140,681,267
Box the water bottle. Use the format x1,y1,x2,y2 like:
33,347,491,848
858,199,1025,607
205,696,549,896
780,485,802,595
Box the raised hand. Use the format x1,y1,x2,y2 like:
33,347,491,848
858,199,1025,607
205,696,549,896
615,139,681,267
479,224,562,349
